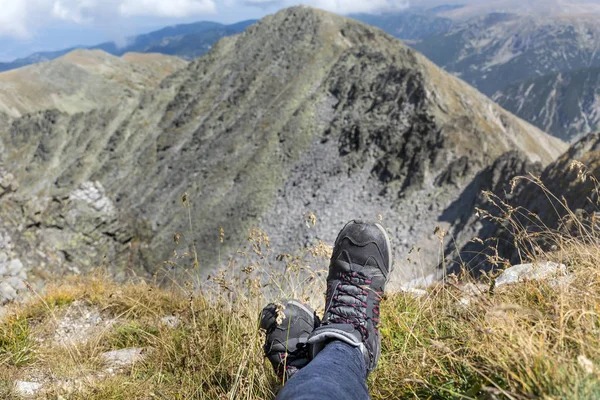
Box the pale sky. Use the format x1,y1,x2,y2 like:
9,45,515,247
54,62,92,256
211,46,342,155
0,0,412,61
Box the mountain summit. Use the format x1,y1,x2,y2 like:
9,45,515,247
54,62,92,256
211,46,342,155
0,7,566,292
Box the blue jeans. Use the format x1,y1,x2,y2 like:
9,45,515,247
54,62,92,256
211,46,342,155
276,341,370,400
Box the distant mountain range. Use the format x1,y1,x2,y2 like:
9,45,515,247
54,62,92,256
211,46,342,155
349,12,453,42
413,13,600,96
0,20,256,73
493,66,600,141
412,0,600,19
2,5,600,143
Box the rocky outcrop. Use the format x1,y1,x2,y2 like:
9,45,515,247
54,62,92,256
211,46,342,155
516,132,600,222
447,132,600,273
0,7,567,291
440,150,543,274
0,165,150,302
494,262,567,288
0,168,26,304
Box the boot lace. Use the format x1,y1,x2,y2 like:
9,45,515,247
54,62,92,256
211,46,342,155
325,271,382,339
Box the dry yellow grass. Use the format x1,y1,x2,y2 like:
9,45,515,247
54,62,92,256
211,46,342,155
2,245,599,398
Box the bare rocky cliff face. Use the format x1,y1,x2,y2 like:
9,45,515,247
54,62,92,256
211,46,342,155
445,132,600,274
0,7,567,300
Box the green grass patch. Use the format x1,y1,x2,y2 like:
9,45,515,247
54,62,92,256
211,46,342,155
0,315,36,367
104,322,159,350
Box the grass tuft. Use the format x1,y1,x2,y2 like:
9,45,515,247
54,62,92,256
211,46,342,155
0,315,36,367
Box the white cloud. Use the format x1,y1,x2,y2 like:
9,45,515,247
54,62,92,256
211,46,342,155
0,0,40,37
52,0,98,24
0,0,217,38
119,0,216,17
0,0,408,40
243,0,410,14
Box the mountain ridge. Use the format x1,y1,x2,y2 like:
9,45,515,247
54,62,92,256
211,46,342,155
0,49,188,118
414,0,600,19
0,20,257,73
443,131,600,272
0,6,566,294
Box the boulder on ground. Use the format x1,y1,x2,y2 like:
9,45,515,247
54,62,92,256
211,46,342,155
495,262,567,288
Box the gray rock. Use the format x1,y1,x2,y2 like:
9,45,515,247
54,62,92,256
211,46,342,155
461,282,489,296
4,276,26,290
495,262,567,288
456,283,491,308
0,282,17,301
550,274,576,289
7,259,23,275
53,301,108,345
101,348,146,367
0,168,18,197
15,381,42,396
70,181,116,215
160,315,181,328
0,256,27,303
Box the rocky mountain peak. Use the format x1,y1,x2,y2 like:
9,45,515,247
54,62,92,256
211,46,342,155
0,7,567,290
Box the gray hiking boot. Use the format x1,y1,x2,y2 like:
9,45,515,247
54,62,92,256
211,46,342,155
308,220,393,374
260,300,320,381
